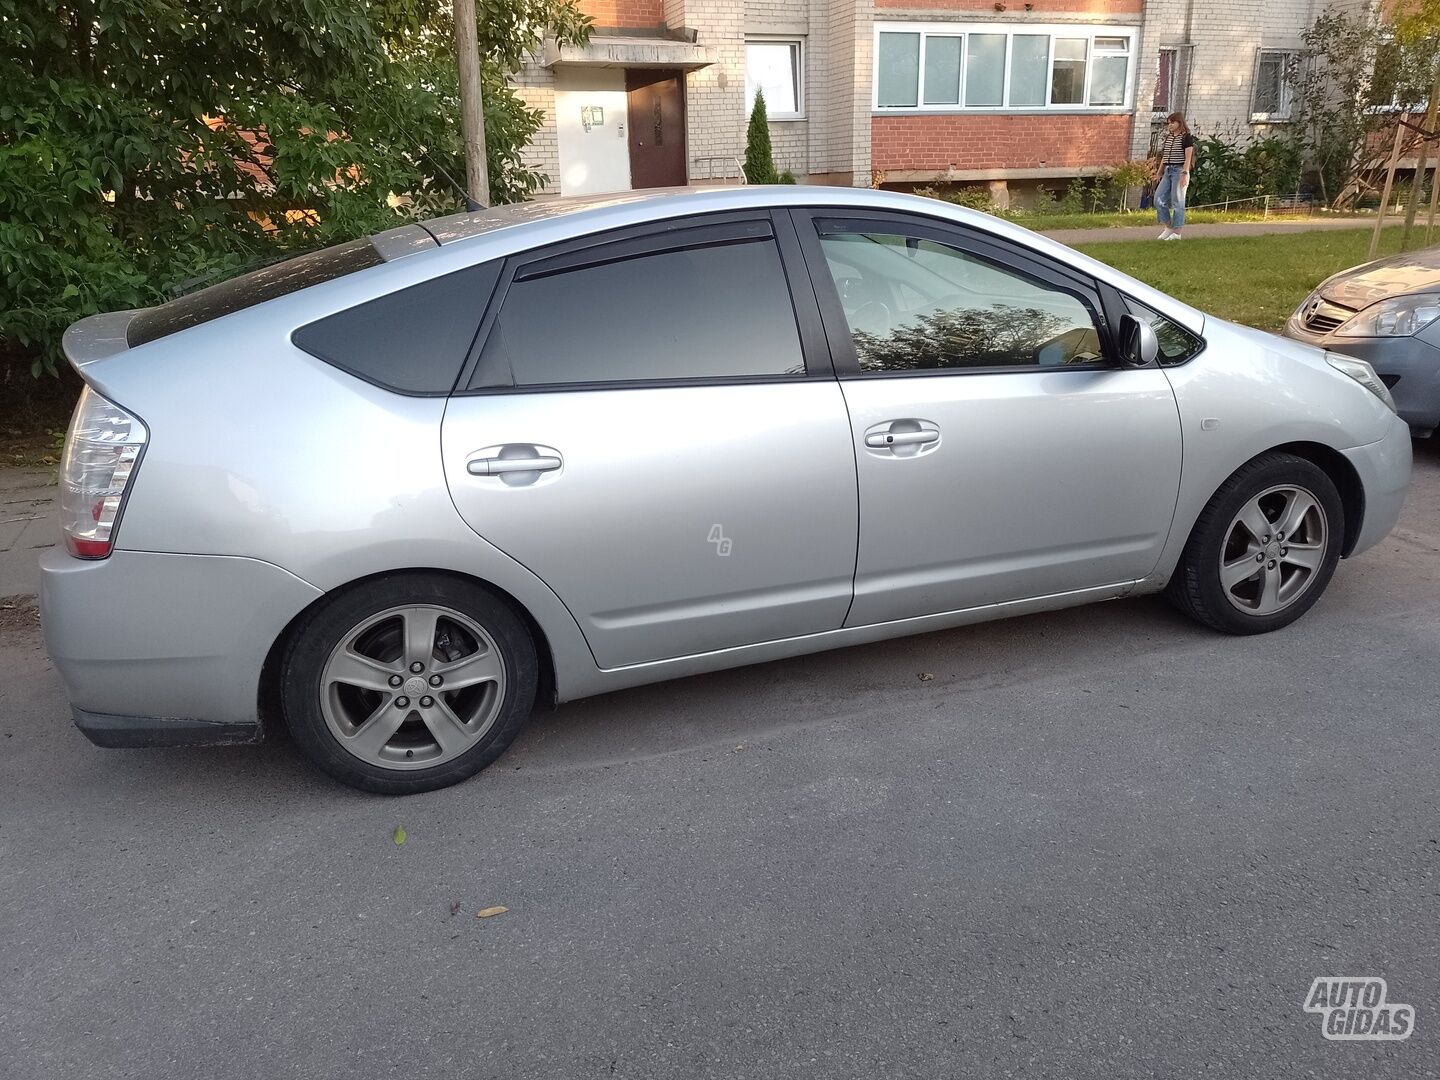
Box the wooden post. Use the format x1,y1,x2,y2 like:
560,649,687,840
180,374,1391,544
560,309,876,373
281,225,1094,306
1400,69,1440,251
1370,120,1405,260
1427,160,1439,246
454,0,490,209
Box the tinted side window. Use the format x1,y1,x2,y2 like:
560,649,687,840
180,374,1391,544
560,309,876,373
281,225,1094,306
817,229,1104,372
1126,299,1205,365
470,238,806,388
128,238,384,347
293,262,501,395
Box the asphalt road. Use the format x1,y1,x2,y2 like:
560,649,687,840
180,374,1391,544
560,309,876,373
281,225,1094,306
2,445,1437,1080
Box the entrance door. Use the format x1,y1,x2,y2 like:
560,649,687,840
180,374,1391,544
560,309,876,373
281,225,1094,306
554,69,632,196
626,70,687,188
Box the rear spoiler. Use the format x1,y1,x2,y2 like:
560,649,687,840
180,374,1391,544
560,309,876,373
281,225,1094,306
61,310,140,373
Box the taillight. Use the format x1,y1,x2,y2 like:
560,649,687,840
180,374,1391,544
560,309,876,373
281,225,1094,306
59,386,147,559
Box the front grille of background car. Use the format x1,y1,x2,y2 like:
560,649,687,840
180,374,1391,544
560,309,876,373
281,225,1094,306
1303,309,1346,333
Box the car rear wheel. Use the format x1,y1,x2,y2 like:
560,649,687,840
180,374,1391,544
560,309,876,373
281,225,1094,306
281,574,538,794
1167,453,1344,635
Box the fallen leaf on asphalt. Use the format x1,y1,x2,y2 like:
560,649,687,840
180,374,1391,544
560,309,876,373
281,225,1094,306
918,672,934,682
393,826,407,846
476,906,508,919
733,744,744,753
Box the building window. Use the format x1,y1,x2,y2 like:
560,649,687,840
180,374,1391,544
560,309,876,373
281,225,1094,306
1153,47,1177,113
1250,49,1297,122
874,24,1133,111
746,39,804,119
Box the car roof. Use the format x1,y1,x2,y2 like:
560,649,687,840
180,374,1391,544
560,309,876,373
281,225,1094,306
412,186,1205,333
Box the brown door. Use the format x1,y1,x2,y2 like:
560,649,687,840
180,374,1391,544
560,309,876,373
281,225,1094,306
626,70,687,188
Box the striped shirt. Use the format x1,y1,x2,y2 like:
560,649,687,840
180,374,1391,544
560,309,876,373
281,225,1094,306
1159,131,1194,168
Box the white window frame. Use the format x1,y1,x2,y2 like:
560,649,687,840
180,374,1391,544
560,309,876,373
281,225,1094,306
1153,46,1178,116
872,22,1136,114
1249,48,1298,123
745,37,805,121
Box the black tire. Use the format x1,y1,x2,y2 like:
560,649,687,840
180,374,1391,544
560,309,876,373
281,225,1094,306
1166,452,1344,635
280,573,538,794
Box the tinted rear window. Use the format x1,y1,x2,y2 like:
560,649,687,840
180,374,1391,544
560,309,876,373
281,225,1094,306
126,237,384,347
470,238,806,388
293,262,502,395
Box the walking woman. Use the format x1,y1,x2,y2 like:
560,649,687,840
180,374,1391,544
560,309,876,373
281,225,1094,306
1154,112,1194,240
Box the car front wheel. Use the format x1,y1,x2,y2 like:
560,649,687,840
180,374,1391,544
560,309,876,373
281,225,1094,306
1167,453,1344,635
281,574,538,794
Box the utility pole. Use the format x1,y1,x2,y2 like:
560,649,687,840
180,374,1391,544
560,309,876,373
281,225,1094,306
454,0,490,209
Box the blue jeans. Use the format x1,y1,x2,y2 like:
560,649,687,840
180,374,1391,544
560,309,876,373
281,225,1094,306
1155,165,1186,230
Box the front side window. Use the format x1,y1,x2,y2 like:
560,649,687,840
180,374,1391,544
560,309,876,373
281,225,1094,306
1251,49,1297,121
746,39,803,118
471,238,806,388
875,25,1132,111
816,228,1104,373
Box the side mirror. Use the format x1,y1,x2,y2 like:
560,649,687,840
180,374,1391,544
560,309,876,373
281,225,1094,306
1119,313,1159,368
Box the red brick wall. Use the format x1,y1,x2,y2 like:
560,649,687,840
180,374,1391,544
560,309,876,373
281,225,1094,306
875,0,1142,12
872,113,1133,173
578,0,665,30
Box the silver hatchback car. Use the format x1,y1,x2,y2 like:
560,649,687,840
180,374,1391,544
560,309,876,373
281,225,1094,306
42,187,1411,793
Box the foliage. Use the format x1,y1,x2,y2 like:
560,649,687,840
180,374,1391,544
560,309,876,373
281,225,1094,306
1186,132,1304,207
1104,160,1154,211
1289,10,1435,206
0,0,590,378
743,90,779,184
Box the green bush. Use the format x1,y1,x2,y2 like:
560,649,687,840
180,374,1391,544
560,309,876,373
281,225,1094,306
0,0,591,385
1187,132,1304,207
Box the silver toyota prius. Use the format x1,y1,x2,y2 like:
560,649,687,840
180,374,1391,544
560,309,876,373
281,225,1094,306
41,187,1412,793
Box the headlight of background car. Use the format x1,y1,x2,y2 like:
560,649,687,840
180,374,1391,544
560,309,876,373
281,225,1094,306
1334,293,1440,338
1327,353,1397,412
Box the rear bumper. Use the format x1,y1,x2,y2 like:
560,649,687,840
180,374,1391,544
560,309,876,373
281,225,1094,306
74,707,261,748
40,548,323,737
1341,417,1413,558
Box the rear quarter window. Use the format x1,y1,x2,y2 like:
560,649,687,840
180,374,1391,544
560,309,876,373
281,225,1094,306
292,262,502,395
126,238,384,347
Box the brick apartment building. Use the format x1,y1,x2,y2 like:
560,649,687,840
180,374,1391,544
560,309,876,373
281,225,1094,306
511,0,1386,205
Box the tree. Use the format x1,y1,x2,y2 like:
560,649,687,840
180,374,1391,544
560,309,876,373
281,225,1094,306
0,0,589,380
743,90,777,185
1392,0,1440,249
1290,8,1437,210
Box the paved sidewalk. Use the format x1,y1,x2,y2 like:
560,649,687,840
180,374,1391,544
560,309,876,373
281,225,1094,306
0,468,56,598
1042,217,1377,245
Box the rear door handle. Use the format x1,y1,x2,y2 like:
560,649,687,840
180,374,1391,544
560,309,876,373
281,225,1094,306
468,456,561,476
465,444,563,485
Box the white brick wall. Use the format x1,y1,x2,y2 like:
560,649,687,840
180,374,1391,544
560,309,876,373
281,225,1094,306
509,0,875,194
1130,0,1378,161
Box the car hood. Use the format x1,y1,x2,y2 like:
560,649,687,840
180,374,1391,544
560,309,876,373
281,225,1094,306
1319,244,1440,308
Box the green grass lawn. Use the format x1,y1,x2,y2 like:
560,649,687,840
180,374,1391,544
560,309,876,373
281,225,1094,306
1074,226,1420,331
1009,209,1360,232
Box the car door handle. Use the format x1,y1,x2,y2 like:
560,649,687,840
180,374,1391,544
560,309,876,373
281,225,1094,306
864,430,939,449
468,455,562,476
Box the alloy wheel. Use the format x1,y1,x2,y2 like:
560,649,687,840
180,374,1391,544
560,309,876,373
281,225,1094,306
1218,484,1329,616
319,604,507,770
